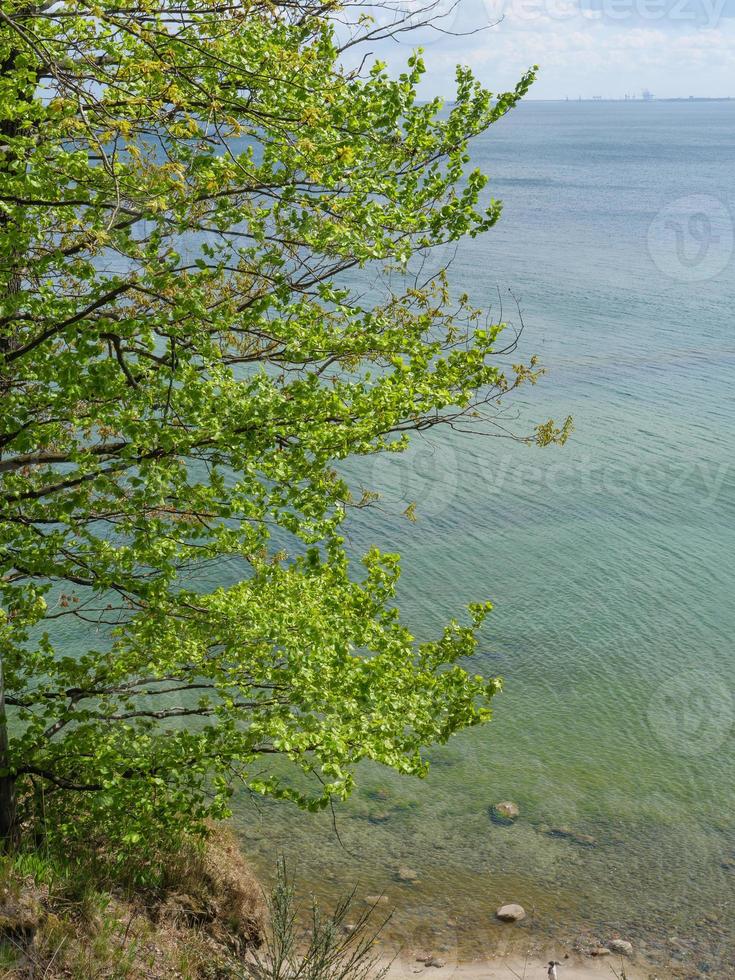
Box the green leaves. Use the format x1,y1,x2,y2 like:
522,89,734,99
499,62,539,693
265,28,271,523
0,1,555,850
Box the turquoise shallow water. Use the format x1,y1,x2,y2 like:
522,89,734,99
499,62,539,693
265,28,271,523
231,102,735,975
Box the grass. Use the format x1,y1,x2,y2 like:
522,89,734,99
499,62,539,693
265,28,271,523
0,833,394,980
0,825,265,979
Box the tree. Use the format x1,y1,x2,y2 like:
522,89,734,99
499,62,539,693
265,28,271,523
0,1,569,852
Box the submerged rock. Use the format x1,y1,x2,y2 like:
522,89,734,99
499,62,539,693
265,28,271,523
490,801,520,825
368,810,391,824
495,903,526,922
367,787,391,802
395,866,419,884
608,939,633,956
546,826,597,847
573,833,597,846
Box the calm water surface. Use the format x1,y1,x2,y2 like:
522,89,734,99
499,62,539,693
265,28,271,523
230,102,735,975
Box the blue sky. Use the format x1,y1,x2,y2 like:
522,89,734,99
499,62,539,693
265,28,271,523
354,0,735,99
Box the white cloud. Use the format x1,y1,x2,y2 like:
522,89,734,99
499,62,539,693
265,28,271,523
355,0,735,98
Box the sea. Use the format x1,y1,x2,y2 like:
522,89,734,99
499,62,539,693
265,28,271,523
231,100,735,977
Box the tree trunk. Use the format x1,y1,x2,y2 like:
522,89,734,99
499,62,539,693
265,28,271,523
0,659,18,849
0,305,20,850
0,50,22,850
0,278,20,849
0,223,20,852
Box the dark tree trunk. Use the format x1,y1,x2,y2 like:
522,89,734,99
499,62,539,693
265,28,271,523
0,48,22,850
0,661,18,849
0,290,20,849
0,317,20,850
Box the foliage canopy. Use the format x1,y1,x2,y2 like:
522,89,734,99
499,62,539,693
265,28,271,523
0,1,567,850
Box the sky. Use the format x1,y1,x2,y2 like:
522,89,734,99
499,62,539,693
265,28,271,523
353,0,735,100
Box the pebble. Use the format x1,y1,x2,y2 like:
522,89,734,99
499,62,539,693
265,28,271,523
396,866,419,883
414,955,445,969
608,939,633,956
546,826,598,847
491,801,520,824
495,903,526,922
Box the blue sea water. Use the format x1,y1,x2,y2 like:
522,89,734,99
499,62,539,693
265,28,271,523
233,101,735,976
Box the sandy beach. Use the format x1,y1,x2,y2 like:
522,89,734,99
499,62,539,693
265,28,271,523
384,952,655,980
